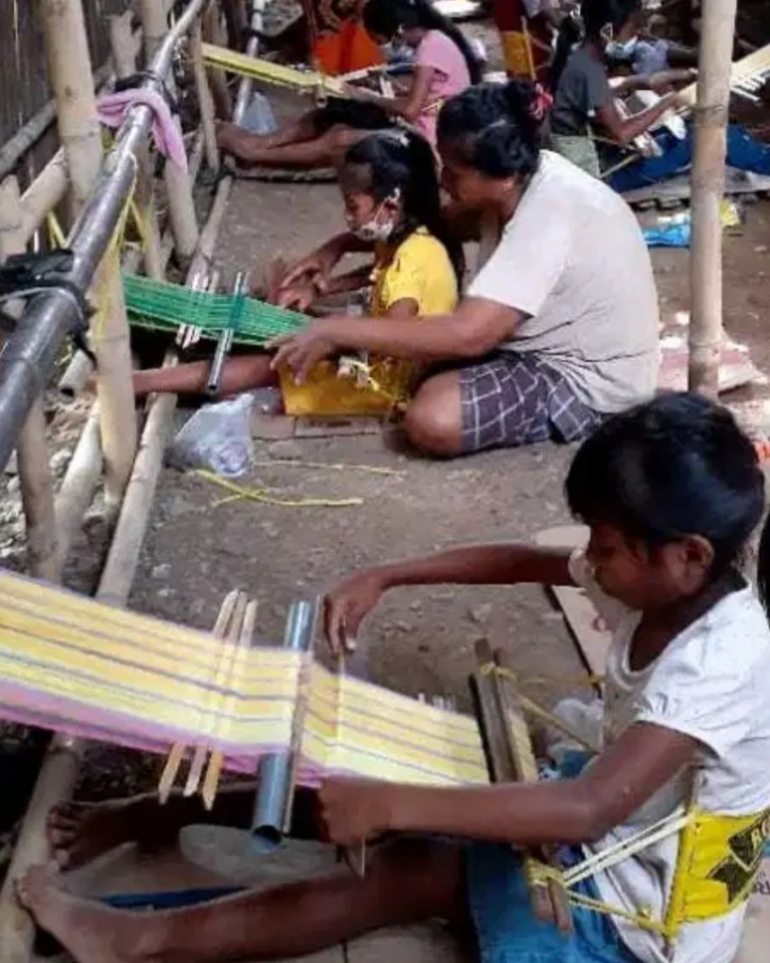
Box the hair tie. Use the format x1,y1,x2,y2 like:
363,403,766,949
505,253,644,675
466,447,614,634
530,83,553,121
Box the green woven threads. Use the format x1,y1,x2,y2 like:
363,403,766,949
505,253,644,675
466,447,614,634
123,273,308,347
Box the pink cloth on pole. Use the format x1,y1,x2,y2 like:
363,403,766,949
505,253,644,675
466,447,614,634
97,88,188,172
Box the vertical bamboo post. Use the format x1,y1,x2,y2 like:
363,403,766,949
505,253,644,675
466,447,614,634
139,0,200,267
688,0,738,397
109,11,165,281
0,178,59,581
139,0,168,58
191,19,220,173
41,0,138,514
203,3,233,119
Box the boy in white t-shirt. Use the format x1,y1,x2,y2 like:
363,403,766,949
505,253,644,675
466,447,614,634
18,394,770,963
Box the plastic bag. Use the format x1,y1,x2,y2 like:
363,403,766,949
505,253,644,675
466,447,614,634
240,93,277,135
168,394,255,478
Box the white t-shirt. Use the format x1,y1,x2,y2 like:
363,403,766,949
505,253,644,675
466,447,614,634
569,551,770,963
468,151,660,414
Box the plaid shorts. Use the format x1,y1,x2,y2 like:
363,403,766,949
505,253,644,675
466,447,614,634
459,354,602,454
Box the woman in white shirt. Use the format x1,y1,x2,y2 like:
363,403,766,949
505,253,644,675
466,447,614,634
272,80,660,457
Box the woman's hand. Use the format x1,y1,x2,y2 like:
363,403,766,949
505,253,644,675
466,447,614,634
324,569,388,654
269,321,340,382
318,776,396,846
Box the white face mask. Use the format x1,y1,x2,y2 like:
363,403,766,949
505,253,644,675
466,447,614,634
606,36,638,59
349,193,399,243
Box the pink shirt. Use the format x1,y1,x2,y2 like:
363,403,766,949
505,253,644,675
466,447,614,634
414,30,471,146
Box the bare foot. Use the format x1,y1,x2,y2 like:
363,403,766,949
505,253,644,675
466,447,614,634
46,797,177,870
17,865,149,963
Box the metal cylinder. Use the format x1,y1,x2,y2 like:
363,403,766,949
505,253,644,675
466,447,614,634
251,599,318,852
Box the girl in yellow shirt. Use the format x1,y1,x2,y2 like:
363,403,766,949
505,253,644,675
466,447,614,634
132,130,460,416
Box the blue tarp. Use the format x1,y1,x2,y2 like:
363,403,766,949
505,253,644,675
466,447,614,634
607,124,770,194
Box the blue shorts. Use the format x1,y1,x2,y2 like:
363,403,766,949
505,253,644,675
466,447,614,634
467,843,639,963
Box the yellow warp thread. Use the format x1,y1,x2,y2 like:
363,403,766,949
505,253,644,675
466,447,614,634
196,470,365,509
46,212,67,249
526,859,564,889
478,662,599,754
202,43,347,98
568,891,671,936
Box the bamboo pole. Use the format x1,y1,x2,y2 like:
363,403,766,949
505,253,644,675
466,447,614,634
203,2,233,119
139,0,169,59
41,0,138,514
688,0,738,397
191,19,220,173
0,150,237,963
57,127,206,400
54,405,102,570
0,178,59,582
139,0,201,266
110,11,165,282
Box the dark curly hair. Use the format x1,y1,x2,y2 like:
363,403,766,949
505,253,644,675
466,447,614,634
437,80,544,180
566,392,766,581
363,0,482,84
341,130,464,282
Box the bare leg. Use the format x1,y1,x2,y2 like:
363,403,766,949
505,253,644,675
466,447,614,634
405,370,464,458
216,112,320,154
132,355,278,398
47,784,319,871
19,838,468,963
219,124,371,170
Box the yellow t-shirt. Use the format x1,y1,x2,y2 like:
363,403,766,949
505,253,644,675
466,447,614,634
281,228,458,417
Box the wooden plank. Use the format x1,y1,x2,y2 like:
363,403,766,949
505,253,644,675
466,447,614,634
658,337,763,394
677,41,770,110
533,525,612,679
623,168,770,208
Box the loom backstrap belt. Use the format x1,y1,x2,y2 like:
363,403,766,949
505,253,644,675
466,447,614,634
0,251,95,364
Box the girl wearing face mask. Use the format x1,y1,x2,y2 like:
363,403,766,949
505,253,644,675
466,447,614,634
215,0,480,173
548,0,690,178
130,131,460,417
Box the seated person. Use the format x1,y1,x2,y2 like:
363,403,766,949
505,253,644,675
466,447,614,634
132,129,460,418
549,0,694,178
215,0,480,171
24,394,770,963
271,80,661,458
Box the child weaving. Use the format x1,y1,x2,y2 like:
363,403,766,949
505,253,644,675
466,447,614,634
132,129,459,416
22,393,770,963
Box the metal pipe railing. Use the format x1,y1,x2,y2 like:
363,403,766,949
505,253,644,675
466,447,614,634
0,0,209,471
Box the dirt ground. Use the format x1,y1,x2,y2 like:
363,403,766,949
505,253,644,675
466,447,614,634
2,20,770,822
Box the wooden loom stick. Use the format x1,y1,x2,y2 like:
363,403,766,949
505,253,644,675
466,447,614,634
335,651,367,878
202,598,258,810
185,592,248,796
492,647,573,934
470,639,571,933
158,590,239,803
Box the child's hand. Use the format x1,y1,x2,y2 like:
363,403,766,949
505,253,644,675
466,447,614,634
276,283,318,313
318,775,395,846
324,570,387,654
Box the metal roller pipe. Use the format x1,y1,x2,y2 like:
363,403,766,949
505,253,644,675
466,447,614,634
0,0,209,469
252,599,319,851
